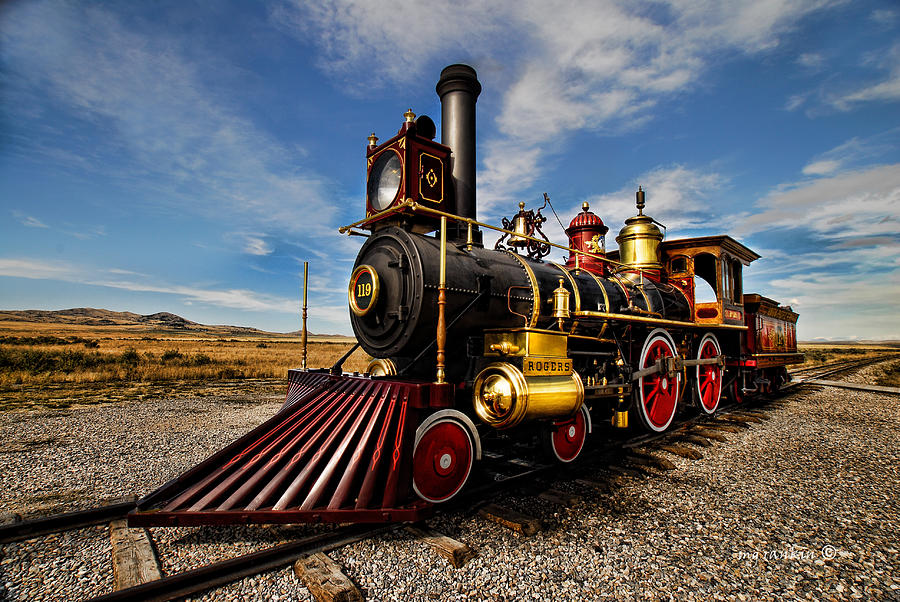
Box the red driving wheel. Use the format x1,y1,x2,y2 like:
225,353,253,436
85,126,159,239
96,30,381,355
412,416,474,503
546,405,591,463
635,328,681,432
695,333,723,414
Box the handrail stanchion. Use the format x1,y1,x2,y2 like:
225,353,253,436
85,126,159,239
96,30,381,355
301,261,309,370
436,217,448,384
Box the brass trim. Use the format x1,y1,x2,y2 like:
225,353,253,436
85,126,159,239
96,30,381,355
436,216,447,384
583,270,610,338
339,202,666,276
366,358,398,377
366,148,403,211
348,264,380,317
549,262,580,312
504,251,540,327
549,262,580,334
573,310,748,330
418,151,444,204
301,262,309,370
473,362,584,429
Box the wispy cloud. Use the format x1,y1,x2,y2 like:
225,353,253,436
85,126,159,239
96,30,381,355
586,165,727,235
0,256,296,314
227,233,273,256
800,131,900,177
1,2,334,234
278,0,840,210
11,211,49,229
736,163,900,239
790,42,900,114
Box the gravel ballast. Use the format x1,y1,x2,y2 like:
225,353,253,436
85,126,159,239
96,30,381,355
1,363,898,601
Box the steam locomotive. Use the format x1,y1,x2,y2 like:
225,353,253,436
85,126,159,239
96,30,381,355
130,65,802,527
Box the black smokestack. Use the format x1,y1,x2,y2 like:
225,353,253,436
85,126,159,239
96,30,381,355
436,64,481,241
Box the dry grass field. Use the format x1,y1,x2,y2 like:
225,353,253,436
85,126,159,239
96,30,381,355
797,342,900,387
3,312,899,411
0,320,369,410
796,343,898,367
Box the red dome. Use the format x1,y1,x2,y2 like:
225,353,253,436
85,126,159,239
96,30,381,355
566,202,608,235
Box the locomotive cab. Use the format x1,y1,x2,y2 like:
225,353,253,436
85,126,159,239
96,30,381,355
656,236,759,327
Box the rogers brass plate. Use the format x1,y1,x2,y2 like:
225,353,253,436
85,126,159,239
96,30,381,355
522,356,572,377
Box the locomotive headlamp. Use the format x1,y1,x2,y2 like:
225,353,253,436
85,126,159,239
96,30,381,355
364,110,451,227
367,151,403,211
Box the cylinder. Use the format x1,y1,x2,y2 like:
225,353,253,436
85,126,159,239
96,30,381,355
436,64,481,228
472,362,584,429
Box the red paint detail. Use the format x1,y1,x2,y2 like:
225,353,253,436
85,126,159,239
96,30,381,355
549,406,587,462
412,419,473,503
697,337,722,413
639,335,679,431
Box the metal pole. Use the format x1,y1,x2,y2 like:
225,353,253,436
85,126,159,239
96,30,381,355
436,217,447,384
301,262,309,370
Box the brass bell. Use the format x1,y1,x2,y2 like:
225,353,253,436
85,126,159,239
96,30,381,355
508,202,529,247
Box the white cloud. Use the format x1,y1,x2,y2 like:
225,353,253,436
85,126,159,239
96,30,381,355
0,258,79,280
796,52,825,70
801,159,841,176
585,165,727,235
231,233,273,256
870,9,898,26
800,132,899,178
1,2,334,234
0,256,296,314
736,163,900,239
11,211,49,228
277,0,838,208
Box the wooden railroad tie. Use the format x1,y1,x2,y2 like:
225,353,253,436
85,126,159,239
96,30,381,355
405,526,477,569
109,519,162,591
626,451,676,471
713,417,751,428
730,410,770,420
677,434,713,447
574,478,613,493
607,464,645,478
659,444,703,460
294,552,364,602
538,488,582,506
701,423,744,434
720,413,763,424
478,503,542,536
690,428,728,442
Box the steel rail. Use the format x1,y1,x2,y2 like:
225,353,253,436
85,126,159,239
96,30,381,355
0,499,136,544
86,524,395,602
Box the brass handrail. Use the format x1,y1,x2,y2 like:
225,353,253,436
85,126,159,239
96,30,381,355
340,200,636,271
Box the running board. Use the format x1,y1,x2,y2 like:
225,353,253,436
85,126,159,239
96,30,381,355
129,370,453,526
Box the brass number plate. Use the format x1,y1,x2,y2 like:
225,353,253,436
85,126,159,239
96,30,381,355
349,265,380,317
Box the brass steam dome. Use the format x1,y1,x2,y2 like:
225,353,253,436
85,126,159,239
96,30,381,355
615,187,663,271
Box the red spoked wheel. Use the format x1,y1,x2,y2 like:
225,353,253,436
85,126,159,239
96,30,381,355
730,374,746,403
545,405,591,463
412,413,476,504
695,333,723,414
635,328,681,432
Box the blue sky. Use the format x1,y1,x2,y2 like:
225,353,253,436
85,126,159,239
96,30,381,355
1,0,898,341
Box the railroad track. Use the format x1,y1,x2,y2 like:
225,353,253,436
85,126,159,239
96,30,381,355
787,353,898,382
4,353,897,600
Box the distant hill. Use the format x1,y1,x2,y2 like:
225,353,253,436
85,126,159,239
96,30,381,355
0,307,352,340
